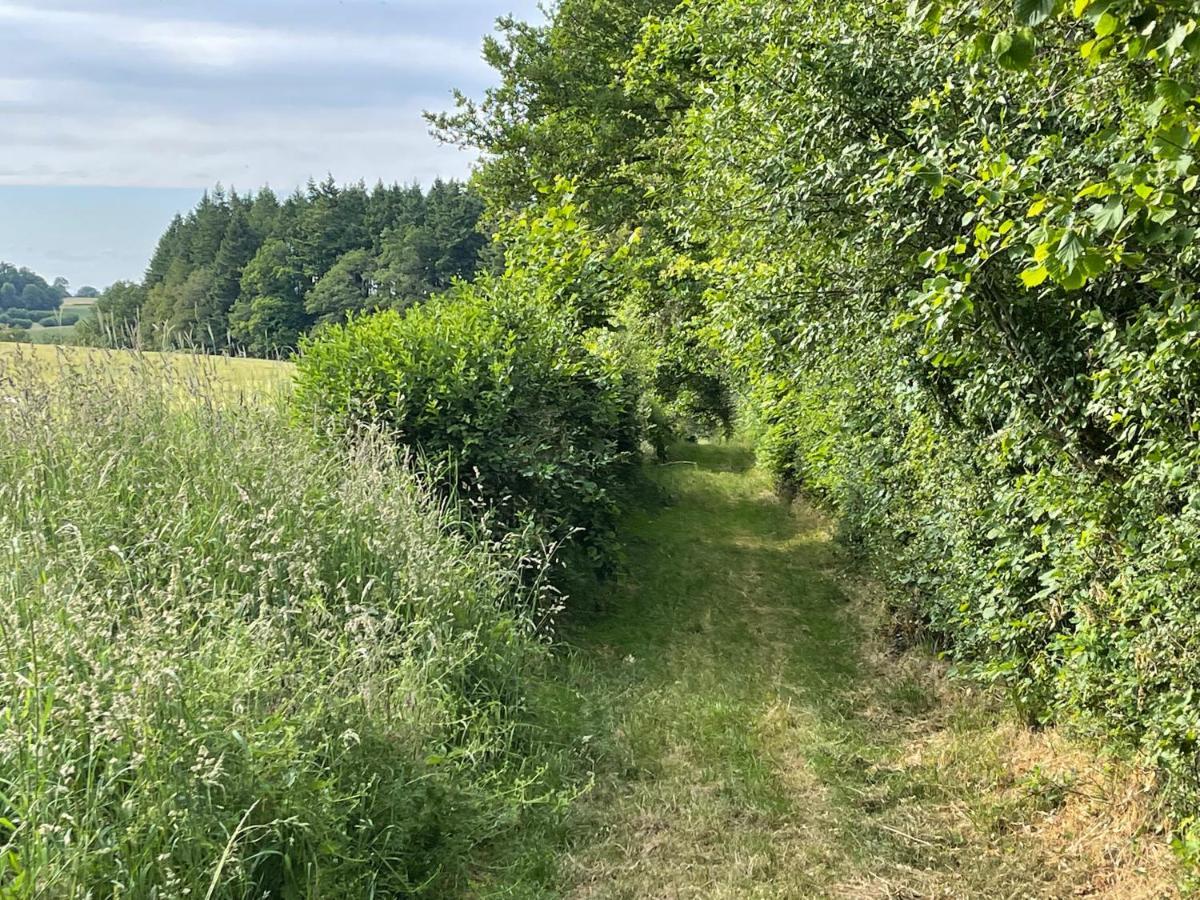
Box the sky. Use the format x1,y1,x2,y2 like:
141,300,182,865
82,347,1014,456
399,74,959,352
0,0,543,289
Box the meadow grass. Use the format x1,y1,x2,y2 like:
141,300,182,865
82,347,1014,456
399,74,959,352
557,443,1178,898
0,352,574,898
0,342,293,393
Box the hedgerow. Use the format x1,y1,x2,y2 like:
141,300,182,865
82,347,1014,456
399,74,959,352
437,0,1200,857
628,0,1200,844
295,196,643,574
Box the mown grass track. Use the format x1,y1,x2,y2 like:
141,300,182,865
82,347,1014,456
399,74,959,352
555,444,1176,899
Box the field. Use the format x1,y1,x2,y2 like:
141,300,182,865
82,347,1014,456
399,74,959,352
0,351,565,897
60,296,99,313
0,340,294,392
23,296,99,344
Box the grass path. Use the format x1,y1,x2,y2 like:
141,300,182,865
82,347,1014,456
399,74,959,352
555,443,1175,899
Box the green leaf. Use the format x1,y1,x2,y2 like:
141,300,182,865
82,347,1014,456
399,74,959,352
1088,197,1125,232
1094,12,1118,38
1163,22,1189,57
1057,230,1085,269
1060,264,1089,290
1153,122,1190,160
1015,0,1056,27
1081,251,1108,276
907,0,941,26
1021,265,1051,287
994,28,1036,70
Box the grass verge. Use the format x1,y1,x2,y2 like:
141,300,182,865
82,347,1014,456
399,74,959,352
558,443,1178,898
0,352,572,898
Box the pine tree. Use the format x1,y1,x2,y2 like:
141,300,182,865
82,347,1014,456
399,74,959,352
194,209,259,346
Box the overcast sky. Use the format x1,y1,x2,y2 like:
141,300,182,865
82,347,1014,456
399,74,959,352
0,0,543,289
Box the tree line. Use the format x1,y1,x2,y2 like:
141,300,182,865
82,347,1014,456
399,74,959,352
0,263,70,312
88,177,486,353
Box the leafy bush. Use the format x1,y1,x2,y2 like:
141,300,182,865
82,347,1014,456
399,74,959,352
0,353,572,897
295,284,639,570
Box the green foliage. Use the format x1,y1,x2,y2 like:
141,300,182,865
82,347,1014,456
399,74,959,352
618,0,1200,833
305,247,378,324
373,180,487,309
119,179,486,354
228,238,308,354
295,295,638,571
448,0,1200,852
296,192,645,573
432,2,738,439
0,309,42,327
78,281,146,346
0,263,66,311
0,352,573,897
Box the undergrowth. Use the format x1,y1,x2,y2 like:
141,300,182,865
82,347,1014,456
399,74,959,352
0,350,575,897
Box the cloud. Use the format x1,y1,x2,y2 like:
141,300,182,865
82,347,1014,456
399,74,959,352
0,78,42,104
0,0,543,188
0,101,479,188
0,2,490,75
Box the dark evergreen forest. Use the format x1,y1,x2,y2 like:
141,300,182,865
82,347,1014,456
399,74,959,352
89,177,485,352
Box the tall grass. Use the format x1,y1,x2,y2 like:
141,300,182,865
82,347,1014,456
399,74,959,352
0,352,570,897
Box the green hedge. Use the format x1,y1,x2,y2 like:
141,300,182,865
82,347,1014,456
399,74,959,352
600,0,1200,850
295,285,640,571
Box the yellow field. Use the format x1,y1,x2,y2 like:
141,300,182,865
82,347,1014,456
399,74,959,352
0,342,294,393
60,296,99,311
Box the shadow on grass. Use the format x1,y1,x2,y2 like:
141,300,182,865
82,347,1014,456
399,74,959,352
569,442,857,687
661,440,758,473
